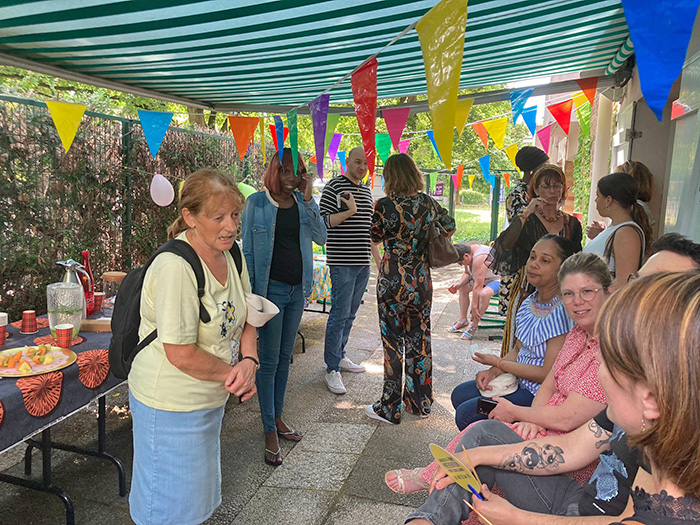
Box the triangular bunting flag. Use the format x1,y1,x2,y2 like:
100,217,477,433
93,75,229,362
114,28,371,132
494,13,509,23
309,154,317,164
504,143,520,172
547,99,573,135
575,77,598,106
620,0,696,120
468,174,475,189
478,155,491,185
338,151,347,173
426,130,442,162
520,106,537,136
504,173,511,188
455,98,474,138
416,0,468,169
536,124,553,155
328,133,342,163
382,106,411,150
376,133,392,164
228,115,259,161
352,57,378,176
429,172,438,192
309,93,331,179
510,88,534,123
273,116,285,162
456,164,464,191
452,174,458,191
482,117,508,150
398,139,410,154
137,109,173,159
324,113,341,154
268,124,288,151
472,121,489,149
571,92,589,110
286,109,299,174
47,101,87,153
258,117,266,165
576,102,591,137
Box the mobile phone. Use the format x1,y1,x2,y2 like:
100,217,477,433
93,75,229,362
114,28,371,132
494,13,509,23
476,398,498,415
337,191,351,211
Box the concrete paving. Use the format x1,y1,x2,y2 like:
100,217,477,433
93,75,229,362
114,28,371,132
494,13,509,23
0,266,502,524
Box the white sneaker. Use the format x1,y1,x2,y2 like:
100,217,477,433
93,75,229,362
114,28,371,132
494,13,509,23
339,357,366,373
325,370,347,394
364,405,397,425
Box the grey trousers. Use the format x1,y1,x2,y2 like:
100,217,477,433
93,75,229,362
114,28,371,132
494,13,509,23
405,420,584,524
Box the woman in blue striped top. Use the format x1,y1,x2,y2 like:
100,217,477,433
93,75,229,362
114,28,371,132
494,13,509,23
451,234,576,430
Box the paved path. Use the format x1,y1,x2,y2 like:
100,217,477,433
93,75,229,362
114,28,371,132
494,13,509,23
0,266,501,524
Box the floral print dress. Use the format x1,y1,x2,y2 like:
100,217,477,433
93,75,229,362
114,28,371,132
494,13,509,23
370,193,455,423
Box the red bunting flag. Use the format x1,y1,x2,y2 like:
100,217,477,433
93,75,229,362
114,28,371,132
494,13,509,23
504,173,511,188
228,116,259,161
576,77,598,105
471,121,489,149
352,57,378,176
547,99,574,135
382,106,411,150
309,154,317,164
268,124,289,151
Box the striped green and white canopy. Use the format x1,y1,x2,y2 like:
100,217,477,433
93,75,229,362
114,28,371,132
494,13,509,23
0,0,630,111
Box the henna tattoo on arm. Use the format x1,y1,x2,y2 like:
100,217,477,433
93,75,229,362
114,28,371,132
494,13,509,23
587,420,613,449
500,443,566,473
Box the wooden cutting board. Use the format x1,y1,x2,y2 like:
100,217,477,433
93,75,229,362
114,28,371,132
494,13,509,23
80,317,112,332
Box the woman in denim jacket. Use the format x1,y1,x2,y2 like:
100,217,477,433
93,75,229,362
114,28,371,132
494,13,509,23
241,149,326,466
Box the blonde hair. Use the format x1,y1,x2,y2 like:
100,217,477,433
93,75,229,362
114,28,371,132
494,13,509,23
558,252,613,290
597,271,700,498
167,169,244,240
383,153,424,196
620,160,654,203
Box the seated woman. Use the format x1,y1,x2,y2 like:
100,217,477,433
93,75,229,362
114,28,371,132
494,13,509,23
386,252,611,495
405,271,700,525
451,235,576,431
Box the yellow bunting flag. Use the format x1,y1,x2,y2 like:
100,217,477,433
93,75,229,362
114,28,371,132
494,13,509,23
416,0,469,169
504,143,520,172
482,117,508,150
228,116,260,161
179,179,185,199
468,174,476,189
455,98,474,138
45,101,86,152
259,116,266,165
571,92,589,110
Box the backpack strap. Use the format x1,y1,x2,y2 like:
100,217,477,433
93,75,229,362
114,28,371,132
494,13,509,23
159,239,211,324
229,241,242,277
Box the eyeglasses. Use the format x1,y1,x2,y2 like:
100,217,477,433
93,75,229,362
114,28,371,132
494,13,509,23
538,182,563,191
561,288,602,304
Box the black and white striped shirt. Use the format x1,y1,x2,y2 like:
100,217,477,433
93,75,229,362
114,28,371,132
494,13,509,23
319,175,373,265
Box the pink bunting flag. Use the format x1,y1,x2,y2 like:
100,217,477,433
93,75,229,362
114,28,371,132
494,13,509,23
382,106,411,150
536,124,553,155
398,139,410,154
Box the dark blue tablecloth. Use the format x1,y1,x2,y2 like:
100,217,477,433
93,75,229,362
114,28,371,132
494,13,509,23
0,321,122,453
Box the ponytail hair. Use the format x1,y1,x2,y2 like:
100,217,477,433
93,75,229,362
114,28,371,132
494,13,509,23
167,169,244,240
598,172,652,252
631,201,653,254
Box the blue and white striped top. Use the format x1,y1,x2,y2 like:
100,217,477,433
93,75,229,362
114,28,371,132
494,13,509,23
515,295,574,395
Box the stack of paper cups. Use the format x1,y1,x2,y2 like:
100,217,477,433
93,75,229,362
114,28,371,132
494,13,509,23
0,312,7,347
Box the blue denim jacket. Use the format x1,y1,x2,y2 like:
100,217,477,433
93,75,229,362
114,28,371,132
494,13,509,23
241,189,326,300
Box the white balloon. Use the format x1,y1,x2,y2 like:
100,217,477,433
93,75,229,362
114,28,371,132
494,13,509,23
150,173,174,206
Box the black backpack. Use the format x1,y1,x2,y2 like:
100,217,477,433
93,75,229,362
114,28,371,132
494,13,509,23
108,239,243,379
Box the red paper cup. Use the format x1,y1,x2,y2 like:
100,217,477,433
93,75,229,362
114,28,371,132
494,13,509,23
21,310,37,334
55,323,74,347
0,326,5,348
93,292,104,313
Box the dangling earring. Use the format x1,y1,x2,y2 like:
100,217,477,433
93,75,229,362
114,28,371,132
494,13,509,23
640,416,646,433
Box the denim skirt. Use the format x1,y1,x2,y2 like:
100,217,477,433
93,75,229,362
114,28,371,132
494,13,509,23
129,392,225,525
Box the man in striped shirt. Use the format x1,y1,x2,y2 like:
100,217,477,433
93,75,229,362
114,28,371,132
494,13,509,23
319,146,377,394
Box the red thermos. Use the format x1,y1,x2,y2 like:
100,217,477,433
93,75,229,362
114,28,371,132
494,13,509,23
81,250,95,316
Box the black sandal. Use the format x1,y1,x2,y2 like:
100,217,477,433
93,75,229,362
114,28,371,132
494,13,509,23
264,446,282,466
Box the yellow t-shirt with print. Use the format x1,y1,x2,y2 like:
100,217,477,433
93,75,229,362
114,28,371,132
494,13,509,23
128,232,251,411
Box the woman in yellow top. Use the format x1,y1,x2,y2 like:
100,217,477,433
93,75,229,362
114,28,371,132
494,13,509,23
128,169,258,525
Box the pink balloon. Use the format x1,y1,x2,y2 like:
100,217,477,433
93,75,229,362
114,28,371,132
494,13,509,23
150,174,174,206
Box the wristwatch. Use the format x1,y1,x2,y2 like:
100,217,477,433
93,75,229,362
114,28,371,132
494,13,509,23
241,356,260,370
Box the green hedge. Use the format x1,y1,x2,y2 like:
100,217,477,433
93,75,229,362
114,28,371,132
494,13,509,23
459,189,489,205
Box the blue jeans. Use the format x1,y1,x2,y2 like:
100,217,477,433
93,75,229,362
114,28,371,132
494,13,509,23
451,380,535,430
256,280,305,434
324,265,370,373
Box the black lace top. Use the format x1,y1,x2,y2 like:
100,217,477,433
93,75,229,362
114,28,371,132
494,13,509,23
609,488,700,524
